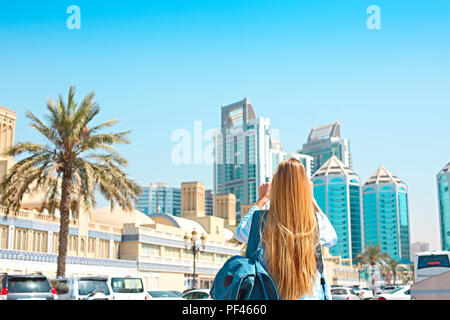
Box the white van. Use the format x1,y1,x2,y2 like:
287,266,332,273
50,276,114,300
108,276,148,300
414,251,450,283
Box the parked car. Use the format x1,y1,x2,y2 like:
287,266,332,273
359,287,383,300
349,285,362,295
50,276,114,300
377,285,410,300
181,289,212,300
359,287,373,300
1,273,56,300
170,290,183,297
108,276,148,300
330,287,360,300
147,290,184,300
381,285,400,293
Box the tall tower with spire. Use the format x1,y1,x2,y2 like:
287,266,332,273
362,165,411,262
311,155,363,262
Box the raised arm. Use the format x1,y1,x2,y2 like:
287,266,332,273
235,182,271,243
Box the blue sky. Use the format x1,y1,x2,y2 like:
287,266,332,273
0,0,449,250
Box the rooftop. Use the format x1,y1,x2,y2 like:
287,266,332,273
93,206,155,227
221,97,256,128
364,165,404,185
308,121,341,142
439,162,450,174
312,155,356,177
270,137,283,152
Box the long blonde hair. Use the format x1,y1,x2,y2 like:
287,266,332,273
262,158,318,300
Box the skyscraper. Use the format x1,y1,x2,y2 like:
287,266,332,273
270,137,314,178
437,162,450,251
214,98,272,218
205,189,214,216
311,156,363,262
136,183,181,216
299,121,352,174
410,241,431,259
362,166,411,262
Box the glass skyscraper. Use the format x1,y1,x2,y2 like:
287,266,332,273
437,162,450,251
312,156,363,262
136,183,181,217
214,98,272,218
362,166,411,262
270,137,314,178
299,121,352,175
205,189,214,216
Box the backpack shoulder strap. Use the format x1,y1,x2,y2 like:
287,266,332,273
315,213,324,275
245,210,268,260
314,212,327,300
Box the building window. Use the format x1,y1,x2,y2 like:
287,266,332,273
165,246,180,258
141,243,160,256
199,251,214,262
98,239,109,259
114,241,120,259
80,238,85,253
88,238,95,254
69,235,78,253
0,226,8,249
14,228,28,251
32,230,48,253
53,233,59,253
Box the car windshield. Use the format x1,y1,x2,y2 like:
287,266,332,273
148,291,179,298
111,278,144,293
8,278,51,293
50,280,69,294
331,289,347,295
78,279,110,296
385,287,404,294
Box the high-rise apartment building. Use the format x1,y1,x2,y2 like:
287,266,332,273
205,189,214,216
362,166,411,262
214,98,272,218
312,156,363,262
136,183,181,217
437,162,450,251
270,137,314,178
299,121,352,174
410,241,431,259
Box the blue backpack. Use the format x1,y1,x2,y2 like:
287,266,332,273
210,210,280,300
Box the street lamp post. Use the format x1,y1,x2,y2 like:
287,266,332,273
184,229,206,289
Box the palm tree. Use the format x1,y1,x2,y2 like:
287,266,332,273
386,259,400,285
356,243,391,299
408,263,415,284
0,86,141,277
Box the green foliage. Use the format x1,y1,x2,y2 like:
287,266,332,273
0,85,141,216
356,243,391,267
0,85,142,276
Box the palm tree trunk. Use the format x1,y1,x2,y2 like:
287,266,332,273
56,171,73,277
371,265,376,299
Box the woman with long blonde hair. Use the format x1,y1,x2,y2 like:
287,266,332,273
235,158,337,300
